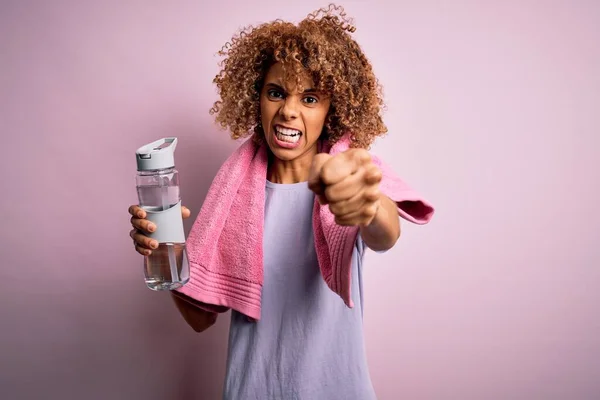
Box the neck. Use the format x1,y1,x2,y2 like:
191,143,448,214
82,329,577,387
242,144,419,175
267,145,318,184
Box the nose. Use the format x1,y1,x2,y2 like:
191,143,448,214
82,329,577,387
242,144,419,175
278,97,299,120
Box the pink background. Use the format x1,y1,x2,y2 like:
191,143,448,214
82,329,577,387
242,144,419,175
1,1,599,399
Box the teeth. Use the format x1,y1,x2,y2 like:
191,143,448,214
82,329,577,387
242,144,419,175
275,126,301,136
276,131,300,143
275,126,301,144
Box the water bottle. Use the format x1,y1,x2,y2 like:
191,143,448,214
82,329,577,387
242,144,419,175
135,137,190,291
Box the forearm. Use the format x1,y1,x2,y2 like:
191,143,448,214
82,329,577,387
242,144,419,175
360,195,401,252
170,292,218,333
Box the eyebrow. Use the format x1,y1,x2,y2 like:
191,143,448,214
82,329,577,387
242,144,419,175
265,82,317,93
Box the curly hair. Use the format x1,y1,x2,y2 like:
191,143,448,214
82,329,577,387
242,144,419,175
209,4,387,149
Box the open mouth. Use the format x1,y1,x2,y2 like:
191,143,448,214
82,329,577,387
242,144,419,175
274,125,302,144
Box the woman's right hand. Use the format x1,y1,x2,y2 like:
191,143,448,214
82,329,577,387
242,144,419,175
128,205,191,256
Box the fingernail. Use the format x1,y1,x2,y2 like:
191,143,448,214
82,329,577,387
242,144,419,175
145,250,151,256
147,224,155,232
151,241,158,249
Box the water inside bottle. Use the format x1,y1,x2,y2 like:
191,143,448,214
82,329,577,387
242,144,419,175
136,182,188,290
144,243,189,290
136,184,180,210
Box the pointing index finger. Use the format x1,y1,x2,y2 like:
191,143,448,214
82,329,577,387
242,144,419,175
320,149,369,186
308,153,331,195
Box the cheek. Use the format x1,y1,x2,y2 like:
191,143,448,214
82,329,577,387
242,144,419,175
308,108,329,130
260,99,276,124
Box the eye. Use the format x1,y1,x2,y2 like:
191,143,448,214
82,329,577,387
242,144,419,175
267,89,284,99
302,96,318,104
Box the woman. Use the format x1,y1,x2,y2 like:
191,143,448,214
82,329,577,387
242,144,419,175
128,5,433,399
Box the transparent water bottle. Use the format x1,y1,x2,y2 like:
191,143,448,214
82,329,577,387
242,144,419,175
135,137,190,290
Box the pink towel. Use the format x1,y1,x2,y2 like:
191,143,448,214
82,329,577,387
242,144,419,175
175,133,434,320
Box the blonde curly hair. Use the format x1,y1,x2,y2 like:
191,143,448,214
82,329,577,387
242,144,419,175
209,4,387,149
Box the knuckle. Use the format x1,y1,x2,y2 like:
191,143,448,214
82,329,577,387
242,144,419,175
328,203,340,215
370,166,383,180
359,148,371,158
131,218,142,228
353,148,371,163
315,153,330,164
335,216,349,226
365,168,381,182
361,206,375,218
330,200,349,216
373,170,383,182
366,189,380,201
311,154,329,174
368,203,379,216
324,186,335,201
320,168,334,185
136,233,147,245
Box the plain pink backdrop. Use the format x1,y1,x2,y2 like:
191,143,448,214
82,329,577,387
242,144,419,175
1,1,599,399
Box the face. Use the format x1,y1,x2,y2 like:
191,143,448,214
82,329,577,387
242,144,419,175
259,62,331,162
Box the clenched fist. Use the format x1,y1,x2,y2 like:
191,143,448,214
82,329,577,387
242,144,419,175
308,148,383,227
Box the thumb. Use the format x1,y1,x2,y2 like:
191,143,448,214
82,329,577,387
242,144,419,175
308,153,331,197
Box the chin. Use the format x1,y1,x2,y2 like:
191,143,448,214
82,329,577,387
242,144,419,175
267,144,300,161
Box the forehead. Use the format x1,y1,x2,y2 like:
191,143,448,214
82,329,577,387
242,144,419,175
264,62,314,91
